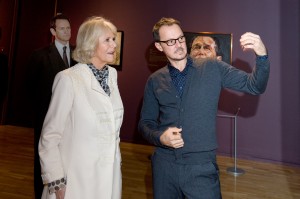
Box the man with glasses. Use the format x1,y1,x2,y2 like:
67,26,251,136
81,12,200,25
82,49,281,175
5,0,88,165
138,17,269,199
27,13,76,199
190,35,223,61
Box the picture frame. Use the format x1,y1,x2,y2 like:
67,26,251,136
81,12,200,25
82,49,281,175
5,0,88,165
108,30,124,71
184,32,233,64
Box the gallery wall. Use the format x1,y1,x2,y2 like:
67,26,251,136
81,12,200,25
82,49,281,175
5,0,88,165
2,0,300,166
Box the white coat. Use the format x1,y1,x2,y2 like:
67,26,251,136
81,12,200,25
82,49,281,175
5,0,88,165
39,63,124,199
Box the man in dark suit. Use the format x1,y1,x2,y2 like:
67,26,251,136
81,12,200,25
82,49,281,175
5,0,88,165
27,14,76,199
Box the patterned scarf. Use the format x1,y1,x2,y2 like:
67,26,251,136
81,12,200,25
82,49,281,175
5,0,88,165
88,64,111,96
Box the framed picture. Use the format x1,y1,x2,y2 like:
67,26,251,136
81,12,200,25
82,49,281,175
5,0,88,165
184,32,232,64
108,31,124,71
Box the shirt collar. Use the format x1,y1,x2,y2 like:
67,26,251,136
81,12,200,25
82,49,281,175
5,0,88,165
55,40,69,50
168,57,192,77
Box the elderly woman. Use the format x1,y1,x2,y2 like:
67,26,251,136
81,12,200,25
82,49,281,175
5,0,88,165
39,16,124,199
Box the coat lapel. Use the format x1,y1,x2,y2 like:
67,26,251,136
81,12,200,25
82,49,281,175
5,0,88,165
85,66,109,96
48,44,68,70
107,67,115,94
162,66,178,95
90,73,107,95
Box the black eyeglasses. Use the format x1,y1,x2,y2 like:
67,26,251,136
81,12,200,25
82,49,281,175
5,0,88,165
158,36,186,46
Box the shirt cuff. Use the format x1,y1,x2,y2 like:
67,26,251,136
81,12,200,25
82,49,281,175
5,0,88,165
256,55,268,60
48,177,67,194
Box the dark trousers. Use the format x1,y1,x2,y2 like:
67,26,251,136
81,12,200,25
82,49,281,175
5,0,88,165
151,150,222,199
34,127,44,199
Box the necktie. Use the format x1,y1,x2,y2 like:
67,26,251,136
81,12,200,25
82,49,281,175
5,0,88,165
63,46,69,67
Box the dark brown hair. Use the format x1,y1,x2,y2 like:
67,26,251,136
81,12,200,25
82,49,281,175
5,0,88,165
50,14,70,30
152,17,181,41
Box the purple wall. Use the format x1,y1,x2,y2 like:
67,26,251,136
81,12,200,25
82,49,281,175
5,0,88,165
4,0,300,166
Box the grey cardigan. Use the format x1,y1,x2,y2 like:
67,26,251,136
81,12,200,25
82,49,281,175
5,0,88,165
138,56,270,156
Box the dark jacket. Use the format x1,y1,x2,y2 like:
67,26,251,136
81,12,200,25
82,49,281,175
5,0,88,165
27,43,77,130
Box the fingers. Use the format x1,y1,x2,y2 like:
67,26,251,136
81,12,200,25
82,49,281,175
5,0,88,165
171,127,182,135
170,136,184,148
240,32,259,49
160,127,184,148
240,32,259,42
55,188,66,199
240,32,267,56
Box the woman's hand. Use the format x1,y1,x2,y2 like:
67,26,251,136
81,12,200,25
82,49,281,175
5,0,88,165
55,187,66,199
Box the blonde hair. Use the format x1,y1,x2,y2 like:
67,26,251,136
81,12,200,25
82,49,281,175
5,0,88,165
73,16,117,63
